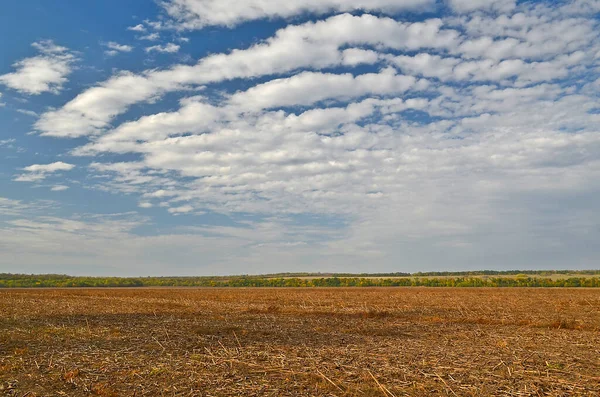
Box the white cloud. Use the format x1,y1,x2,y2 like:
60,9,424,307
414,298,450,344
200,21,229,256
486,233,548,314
0,138,21,153
106,42,133,52
0,139,16,147
391,50,589,84
69,97,600,271
162,0,435,29
560,0,600,15
145,20,164,30
16,109,38,117
168,205,193,214
0,40,76,95
103,41,133,56
51,185,70,191
14,161,75,182
73,89,431,157
145,43,180,53
145,189,179,198
70,63,599,222
341,48,380,66
140,32,160,41
0,197,55,217
23,162,75,173
127,24,146,32
13,175,47,183
228,68,418,110
390,53,462,81
456,5,600,58
35,71,183,138
447,0,516,13
138,202,153,208
35,14,459,137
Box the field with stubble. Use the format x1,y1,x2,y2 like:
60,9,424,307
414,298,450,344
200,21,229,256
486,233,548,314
1,288,599,396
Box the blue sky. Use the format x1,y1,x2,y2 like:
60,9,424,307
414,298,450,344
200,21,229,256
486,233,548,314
1,0,599,276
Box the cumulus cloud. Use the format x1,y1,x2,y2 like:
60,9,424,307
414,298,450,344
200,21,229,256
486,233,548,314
0,40,76,95
51,185,70,191
14,162,75,182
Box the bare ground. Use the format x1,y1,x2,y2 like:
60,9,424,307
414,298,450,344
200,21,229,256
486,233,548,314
1,288,599,396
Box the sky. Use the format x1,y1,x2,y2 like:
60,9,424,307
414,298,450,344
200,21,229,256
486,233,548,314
0,0,599,276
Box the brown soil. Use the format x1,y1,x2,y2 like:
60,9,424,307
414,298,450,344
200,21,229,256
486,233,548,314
1,288,599,396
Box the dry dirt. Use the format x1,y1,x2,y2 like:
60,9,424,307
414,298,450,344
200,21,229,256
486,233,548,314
1,288,599,396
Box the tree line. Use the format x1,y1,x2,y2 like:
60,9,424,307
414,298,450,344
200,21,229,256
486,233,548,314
0,273,599,288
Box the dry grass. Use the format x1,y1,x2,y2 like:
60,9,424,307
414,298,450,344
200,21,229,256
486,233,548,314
1,288,599,396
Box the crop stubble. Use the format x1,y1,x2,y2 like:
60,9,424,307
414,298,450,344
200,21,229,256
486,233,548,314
1,287,599,396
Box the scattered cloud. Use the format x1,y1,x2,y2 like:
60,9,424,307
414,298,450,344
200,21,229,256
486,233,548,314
51,185,69,191
16,109,38,117
140,33,160,41
23,162,75,173
105,42,133,52
0,40,76,95
0,139,15,148
14,161,75,182
127,24,146,32
145,20,164,30
145,43,180,53
0,197,46,216
168,205,193,214
103,41,133,56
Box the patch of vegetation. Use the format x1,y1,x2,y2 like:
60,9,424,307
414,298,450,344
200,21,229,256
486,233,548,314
0,271,599,288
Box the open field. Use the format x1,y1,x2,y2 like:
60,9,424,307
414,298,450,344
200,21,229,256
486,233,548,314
1,288,599,396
